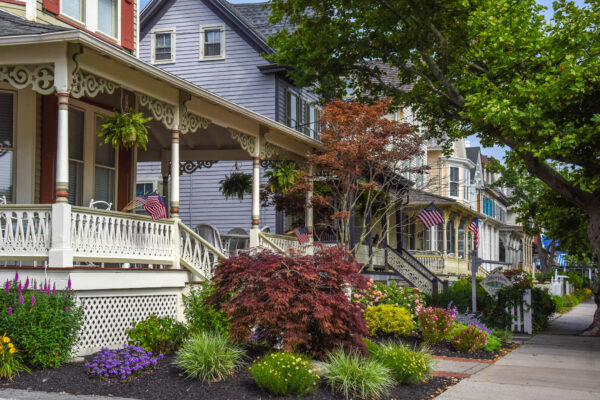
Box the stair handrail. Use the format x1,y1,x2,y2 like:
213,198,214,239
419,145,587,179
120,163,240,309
178,221,227,280
398,247,443,283
257,231,285,252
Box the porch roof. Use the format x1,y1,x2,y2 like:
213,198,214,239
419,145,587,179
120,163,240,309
0,14,322,159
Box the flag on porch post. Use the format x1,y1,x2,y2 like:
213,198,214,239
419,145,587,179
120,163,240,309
469,217,479,248
416,202,444,229
294,227,310,245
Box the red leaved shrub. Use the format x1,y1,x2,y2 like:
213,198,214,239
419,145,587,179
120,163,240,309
208,246,368,358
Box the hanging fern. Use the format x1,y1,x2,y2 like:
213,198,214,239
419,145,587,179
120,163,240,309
97,108,152,150
219,172,252,200
264,162,300,194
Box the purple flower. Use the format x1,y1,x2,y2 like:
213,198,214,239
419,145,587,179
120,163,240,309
67,278,72,291
18,282,22,295
4,280,9,294
8,307,12,316
52,283,56,295
31,295,36,306
14,271,18,282
65,306,69,312
24,277,29,290
19,295,24,305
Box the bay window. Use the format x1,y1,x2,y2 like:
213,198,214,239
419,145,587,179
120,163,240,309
449,166,459,197
0,92,14,202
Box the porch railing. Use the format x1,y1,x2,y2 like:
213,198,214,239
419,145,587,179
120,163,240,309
385,246,444,295
179,221,226,280
71,207,174,264
0,205,52,261
259,232,304,252
408,250,446,274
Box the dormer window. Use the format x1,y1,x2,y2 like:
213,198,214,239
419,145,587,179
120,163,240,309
97,0,117,38
62,0,84,22
200,25,225,60
152,29,175,63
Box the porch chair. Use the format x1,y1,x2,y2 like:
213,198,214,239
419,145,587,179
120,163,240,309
260,225,271,233
223,227,249,254
0,196,6,205
194,223,225,255
89,199,112,210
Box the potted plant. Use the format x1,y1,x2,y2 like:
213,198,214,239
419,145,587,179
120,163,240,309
97,108,152,150
219,172,252,200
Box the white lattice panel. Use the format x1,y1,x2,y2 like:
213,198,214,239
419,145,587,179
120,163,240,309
76,294,178,355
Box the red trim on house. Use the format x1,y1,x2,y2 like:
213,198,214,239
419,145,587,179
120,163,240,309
42,0,60,15
121,0,135,51
117,148,133,211
40,95,58,204
1,0,27,6
54,16,125,50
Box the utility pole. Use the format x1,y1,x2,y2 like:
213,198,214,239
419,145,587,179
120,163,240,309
470,250,512,312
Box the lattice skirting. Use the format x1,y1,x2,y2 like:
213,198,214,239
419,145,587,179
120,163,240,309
75,292,180,356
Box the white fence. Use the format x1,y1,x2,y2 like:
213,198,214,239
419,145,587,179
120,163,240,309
507,288,533,335
549,272,574,297
0,205,52,261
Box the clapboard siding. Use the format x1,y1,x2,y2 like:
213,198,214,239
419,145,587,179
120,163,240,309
139,0,276,119
137,161,276,235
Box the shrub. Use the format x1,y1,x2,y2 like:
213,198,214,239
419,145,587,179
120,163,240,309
183,283,230,335
567,272,585,290
0,333,30,381
353,282,425,318
0,275,83,368
127,314,187,355
492,328,512,342
175,331,245,382
450,324,488,353
323,349,394,400
427,277,495,316
368,341,432,384
418,307,456,345
482,334,501,352
552,295,569,312
208,247,369,358
364,305,414,337
489,287,555,333
249,352,319,396
85,346,163,381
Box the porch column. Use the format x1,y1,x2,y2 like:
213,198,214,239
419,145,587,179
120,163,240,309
305,164,314,252
55,92,70,203
442,210,450,257
170,129,180,218
161,150,170,203
249,136,261,247
454,215,461,258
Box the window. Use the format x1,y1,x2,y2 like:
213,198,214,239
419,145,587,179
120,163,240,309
136,182,154,197
68,109,85,206
449,166,459,197
464,169,470,201
153,31,174,62
458,220,465,258
200,25,225,59
95,115,116,205
286,90,298,129
0,92,14,202
305,104,321,139
97,0,118,37
62,0,84,22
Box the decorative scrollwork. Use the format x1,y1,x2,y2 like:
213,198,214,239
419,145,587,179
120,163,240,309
0,65,55,95
259,160,277,169
180,111,210,134
229,128,256,156
137,93,175,129
260,141,280,159
179,161,218,175
71,70,117,99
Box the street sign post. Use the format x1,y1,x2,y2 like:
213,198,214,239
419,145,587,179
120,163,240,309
470,250,512,313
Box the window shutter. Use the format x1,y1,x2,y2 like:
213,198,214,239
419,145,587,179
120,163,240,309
43,0,60,14
121,0,135,51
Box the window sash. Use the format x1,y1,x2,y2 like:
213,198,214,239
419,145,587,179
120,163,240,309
97,0,117,37
204,29,222,57
62,0,84,22
155,33,172,60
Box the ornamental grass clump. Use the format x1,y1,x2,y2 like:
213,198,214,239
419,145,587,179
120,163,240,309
323,349,393,400
249,352,319,396
85,346,163,381
175,331,245,383
364,304,414,337
0,333,30,381
450,324,488,353
418,307,455,345
0,274,83,368
367,340,433,384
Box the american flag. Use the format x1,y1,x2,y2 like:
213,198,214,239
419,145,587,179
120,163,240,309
469,217,479,248
416,202,444,229
294,227,310,245
134,192,167,220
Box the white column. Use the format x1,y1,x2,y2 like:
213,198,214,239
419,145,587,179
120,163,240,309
249,135,261,247
170,119,180,218
55,92,70,203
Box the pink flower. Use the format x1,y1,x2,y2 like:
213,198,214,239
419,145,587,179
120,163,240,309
14,271,18,282
353,293,359,299
19,295,24,305
4,280,9,294
31,295,36,306
18,282,22,295
8,307,12,316
65,307,69,312
24,277,29,290
67,279,72,291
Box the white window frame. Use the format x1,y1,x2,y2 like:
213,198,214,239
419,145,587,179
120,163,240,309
151,28,176,64
449,166,460,198
60,0,121,42
199,24,226,60
0,89,16,203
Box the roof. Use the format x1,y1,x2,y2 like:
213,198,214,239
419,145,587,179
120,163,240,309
407,189,457,205
0,9,73,36
465,146,481,166
231,2,294,39
366,61,414,92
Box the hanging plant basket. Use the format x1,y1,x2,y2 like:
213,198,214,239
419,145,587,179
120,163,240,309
97,108,152,150
219,172,252,200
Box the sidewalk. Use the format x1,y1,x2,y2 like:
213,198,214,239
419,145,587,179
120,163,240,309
436,300,600,400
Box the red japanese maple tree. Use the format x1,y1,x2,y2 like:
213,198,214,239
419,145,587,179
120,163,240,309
208,246,368,358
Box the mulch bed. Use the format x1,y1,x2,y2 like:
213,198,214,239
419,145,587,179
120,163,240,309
3,354,460,400
379,334,519,361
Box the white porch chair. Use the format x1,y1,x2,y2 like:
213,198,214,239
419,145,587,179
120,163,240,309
260,225,271,233
194,223,225,255
0,195,6,205
89,199,112,210
223,227,249,254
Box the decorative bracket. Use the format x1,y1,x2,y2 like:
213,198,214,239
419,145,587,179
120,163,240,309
180,111,210,134
0,65,55,95
137,93,176,129
179,160,218,175
260,141,279,160
71,70,117,99
228,128,257,156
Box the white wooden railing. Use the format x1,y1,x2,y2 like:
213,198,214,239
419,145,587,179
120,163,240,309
71,207,175,264
0,205,52,261
409,250,446,274
259,232,305,252
179,221,226,280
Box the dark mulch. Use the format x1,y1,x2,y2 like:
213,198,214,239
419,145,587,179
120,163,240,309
3,353,459,400
379,334,519,361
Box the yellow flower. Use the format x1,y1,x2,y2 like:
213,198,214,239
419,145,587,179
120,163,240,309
2,336,9,343
8,343,13,348
9,348,16,354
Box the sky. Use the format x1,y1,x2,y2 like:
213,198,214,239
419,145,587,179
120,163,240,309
139,0,587,160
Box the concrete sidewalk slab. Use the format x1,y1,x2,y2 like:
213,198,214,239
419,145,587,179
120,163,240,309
0,389,135,400
433,358,491,375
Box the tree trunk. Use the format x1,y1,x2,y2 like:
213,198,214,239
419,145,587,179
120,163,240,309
581,211,600,336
